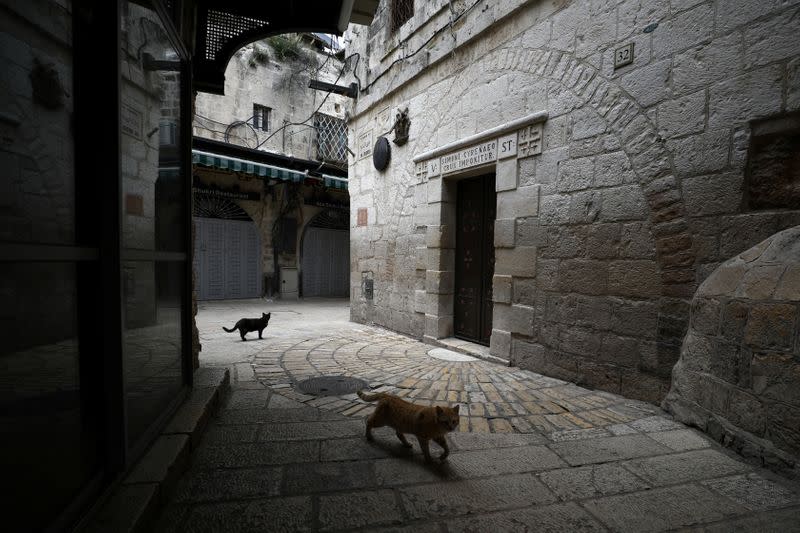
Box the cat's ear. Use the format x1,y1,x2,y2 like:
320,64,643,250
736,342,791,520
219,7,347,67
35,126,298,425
453,404,460,413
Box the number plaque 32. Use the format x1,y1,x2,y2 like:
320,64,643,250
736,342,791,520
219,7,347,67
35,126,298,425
614,43,634,69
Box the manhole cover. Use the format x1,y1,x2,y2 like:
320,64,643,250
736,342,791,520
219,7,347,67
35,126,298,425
295,376,369,396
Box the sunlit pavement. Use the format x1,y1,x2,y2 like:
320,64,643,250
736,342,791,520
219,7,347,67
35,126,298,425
154,298,800,532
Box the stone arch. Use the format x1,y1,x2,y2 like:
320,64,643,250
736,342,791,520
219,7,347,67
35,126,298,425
193,193,255,221
194,9,343,94
484,46,696,373
365,41,698,398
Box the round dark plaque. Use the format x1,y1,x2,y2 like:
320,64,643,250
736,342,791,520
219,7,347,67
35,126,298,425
373,136,391,171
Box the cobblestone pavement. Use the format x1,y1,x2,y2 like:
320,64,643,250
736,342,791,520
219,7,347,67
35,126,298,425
253,328,664,435
154,299,800,532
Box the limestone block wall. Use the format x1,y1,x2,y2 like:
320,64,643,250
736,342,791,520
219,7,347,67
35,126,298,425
193,37,348,160
346,0,800,403
0,1,76,349
664,226,800,475
120,5,174,327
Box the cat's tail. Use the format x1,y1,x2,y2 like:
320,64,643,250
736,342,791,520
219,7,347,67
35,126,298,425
222,325,237,332
357,390,383,402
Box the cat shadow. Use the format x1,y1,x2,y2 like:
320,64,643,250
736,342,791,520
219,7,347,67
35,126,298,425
366,438,460,480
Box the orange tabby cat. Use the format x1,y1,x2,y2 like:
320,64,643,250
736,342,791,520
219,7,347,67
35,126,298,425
357,390,460,462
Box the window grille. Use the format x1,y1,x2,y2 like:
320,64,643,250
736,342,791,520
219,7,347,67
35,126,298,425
253,104,271,131
204,9,270,61
391,0,414,33
313,112,347,165
193,194,251,220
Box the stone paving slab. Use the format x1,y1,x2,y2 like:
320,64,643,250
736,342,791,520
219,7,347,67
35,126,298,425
444,502,606,532
154,378,800,532
582,484,744,532
153,300,800,532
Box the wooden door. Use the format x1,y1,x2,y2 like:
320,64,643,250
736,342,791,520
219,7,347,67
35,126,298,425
454,174,496,345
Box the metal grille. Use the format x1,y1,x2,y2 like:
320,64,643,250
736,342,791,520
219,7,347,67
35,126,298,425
193,194,251,220
391,0,414,33
205,10,270,61
313,112,347,165
308,209,349,230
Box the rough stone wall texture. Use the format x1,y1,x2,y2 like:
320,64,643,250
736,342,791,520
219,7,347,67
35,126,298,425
120,4,177,327
192,35,350,293
0,1,76,350
193,36,348,161
345,0,800,404
664,226,800,476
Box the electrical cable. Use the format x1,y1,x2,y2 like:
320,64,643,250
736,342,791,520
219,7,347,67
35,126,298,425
253,53,355,150
359,0,484,93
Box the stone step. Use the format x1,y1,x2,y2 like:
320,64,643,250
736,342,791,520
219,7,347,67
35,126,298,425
80,367,230,533
426,336,511,366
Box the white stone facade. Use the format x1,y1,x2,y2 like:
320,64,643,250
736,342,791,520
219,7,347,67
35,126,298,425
194,35,349,162
345,0,800,402
192,35,352,290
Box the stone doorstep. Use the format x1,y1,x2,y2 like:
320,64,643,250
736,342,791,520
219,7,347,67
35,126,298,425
81,367,230,533
426,336,511,367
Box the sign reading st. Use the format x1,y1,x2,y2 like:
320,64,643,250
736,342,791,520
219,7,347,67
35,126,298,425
498,133,517,159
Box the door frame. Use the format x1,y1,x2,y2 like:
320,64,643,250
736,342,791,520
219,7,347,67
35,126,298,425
453,174,496,346
420,164,498,344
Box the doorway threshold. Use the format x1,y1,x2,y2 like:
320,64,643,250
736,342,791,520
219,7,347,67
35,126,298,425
426,337,510,367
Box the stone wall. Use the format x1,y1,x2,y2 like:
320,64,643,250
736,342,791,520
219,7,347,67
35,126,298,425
0,0,76,350
345,0,800,403
664,226,800,476
193,35,348,160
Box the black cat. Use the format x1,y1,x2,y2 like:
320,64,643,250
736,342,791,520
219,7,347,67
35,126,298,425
223,312,271,341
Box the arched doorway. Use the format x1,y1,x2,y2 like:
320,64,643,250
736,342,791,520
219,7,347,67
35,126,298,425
301,210,349,298
193,193,262,300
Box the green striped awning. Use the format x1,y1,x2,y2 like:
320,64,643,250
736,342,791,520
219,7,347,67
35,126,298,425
192,149,348,191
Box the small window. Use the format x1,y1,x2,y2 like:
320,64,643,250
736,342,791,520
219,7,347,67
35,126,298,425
253,104,271,132
744,113,800,210
313,112,347,165
391,0,414,33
